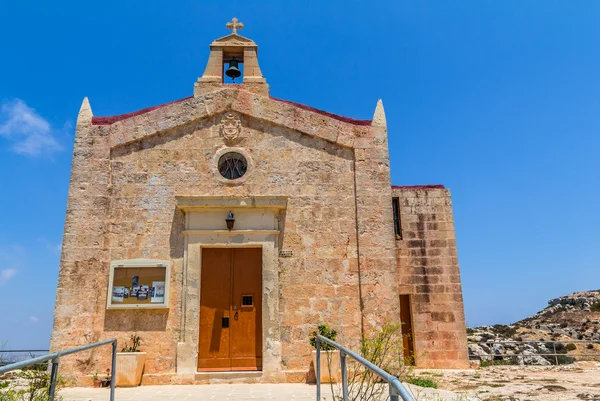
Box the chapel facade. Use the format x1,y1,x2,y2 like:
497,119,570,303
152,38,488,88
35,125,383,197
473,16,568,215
50,19,469,385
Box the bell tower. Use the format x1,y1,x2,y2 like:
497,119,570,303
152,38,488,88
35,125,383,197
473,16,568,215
194,18,269,96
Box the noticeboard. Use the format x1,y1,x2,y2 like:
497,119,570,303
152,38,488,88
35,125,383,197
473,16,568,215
106,259,170,309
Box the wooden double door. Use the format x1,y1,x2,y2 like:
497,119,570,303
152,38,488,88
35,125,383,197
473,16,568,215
198,248,263,371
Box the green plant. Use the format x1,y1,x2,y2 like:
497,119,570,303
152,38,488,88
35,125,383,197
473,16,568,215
309,324,337,351
92,372,99,381
480,358,516,368
121,334,142,352
491,324,516,338
406,375,437,389
587,343,594,350
556,355,575,365
466,328,475,335
100,369,112,387
565,343,577,352
0,369,65,401
329,322,412,401
591,302,600,312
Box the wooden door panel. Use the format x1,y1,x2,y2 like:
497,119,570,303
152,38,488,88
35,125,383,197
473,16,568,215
400,294,415,365
198,248,232,370
230,248,263,370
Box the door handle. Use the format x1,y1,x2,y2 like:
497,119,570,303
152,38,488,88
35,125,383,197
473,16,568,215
234,311,239,321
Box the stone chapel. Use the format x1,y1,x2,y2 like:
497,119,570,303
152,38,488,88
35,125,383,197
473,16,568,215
50,19,469,385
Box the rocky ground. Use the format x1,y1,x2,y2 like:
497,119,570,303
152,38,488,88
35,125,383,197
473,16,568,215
418,361,600,401
467,290,600,366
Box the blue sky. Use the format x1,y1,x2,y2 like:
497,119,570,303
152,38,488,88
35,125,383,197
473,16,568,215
0,1,599,349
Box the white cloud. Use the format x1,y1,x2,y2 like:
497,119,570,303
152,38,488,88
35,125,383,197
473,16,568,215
28,316,39,323
0,268,17,286
0,99,64,157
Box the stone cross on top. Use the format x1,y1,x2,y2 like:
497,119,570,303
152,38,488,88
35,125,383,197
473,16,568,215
226,17,244,35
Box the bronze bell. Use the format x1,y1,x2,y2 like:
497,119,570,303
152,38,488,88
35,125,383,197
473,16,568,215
225,60,241,81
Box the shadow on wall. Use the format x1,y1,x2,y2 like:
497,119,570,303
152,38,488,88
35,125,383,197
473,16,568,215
170,207,185,260
103,309,169,331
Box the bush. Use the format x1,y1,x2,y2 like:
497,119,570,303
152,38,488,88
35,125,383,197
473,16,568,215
565,343,577,352
491,324,517,338
309,324,337,351
0,369,65,401
591,303,600,312
406,376,437,389
329,322,409,401
480,358,516,368
557,355,575,365
587,343,594,350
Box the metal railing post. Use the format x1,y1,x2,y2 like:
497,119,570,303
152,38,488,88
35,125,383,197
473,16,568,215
389,382,400,401
110,340,117,401
552,343,558,366
315,337,321,401
48,356,60,401
340,351,348,401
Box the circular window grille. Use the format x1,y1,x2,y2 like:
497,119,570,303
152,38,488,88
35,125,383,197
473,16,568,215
218,152,248,180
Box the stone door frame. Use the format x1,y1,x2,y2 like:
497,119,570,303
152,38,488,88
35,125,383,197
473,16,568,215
175,196,285,382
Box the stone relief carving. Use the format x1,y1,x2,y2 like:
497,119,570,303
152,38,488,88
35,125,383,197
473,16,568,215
219,112,243,145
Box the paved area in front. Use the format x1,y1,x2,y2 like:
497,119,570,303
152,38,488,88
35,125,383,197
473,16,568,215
61,384,331,401
60,382,471,401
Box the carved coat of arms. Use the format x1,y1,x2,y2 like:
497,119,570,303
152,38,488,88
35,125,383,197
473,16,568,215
220,113,242,144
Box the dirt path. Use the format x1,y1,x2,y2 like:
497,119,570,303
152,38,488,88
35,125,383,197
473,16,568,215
416,361,600,401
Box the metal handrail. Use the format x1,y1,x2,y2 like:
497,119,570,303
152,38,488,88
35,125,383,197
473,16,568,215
0,339,117,401
315,335,415,401
0,350,50,367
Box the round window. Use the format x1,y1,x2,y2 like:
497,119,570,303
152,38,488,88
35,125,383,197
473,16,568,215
218,152,248,180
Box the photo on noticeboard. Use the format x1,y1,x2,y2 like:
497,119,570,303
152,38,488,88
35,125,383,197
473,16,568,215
151,281,165,303
137,284,149,300
112,286,125,303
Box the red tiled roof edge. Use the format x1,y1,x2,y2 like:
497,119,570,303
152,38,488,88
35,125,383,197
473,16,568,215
91,96,194,125
90,93,372,127
269,96,372,126
392,184,446,190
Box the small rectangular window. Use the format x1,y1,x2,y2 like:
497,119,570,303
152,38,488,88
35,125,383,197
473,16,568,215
392,197,402,239
242,295,253,306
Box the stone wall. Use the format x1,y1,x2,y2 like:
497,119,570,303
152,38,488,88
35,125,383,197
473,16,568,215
393,185,469,369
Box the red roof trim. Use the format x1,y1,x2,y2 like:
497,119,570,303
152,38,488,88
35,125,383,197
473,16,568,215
90,92,372,127
269,96,372,126
392,184,445,190
91,96,193,125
